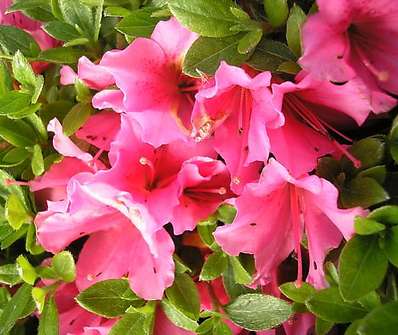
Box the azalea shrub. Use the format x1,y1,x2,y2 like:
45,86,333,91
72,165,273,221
0,0,398,334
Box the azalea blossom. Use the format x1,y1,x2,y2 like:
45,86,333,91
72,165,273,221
192,62,282,193
215,159,366,288
300,0,398,98
268,71,396,176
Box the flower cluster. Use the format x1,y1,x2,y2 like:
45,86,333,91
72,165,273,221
1,0,398,334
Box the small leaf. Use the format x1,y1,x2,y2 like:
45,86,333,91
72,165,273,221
37,47,85,64
38,296,59,335
16,255,37,285
109,312,152,335
62,103,93,136
0,284,35,335
384,226,398,268
32,287,46,313
279,282,316,303
168,0,247,37
229,256,252,285
306,287,367,323
200,251,228,281
116,9,161,37
217,204,237,224
368,206,398,226
247,38,296,72
0,264,22,286
43,21,81,41
354,217,385,235
76,279,144,318
0,61,12,95
5,193,31,230
224,293,293,331
183,34,249,77
264,0,289,27
52,251,76,282
339,235,388,301
358,301,398,335
286,4,306,56
237,29,262,54
0,92,31,117
315,318,334,335
160,298,198,331
213,319,233,335
0,25,40,57
31,144,45,176
166,272,200,320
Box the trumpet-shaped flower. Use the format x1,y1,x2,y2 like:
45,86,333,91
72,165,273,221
215,159,366,288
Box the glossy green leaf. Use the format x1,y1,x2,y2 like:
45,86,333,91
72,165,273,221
237,29,262,54
0,25,40,57
247,38,296,72
264,0,289,27
368,206,398,226
37,47,85,64
31,144,44,176
0,61,12,95
229,255,252,285
315,318,334,335
286,4,306,56
358,301,398,335
279,282,315,303
160,298,198,331
217,204,237,224
62,103,93,136
200,251,228,281
52,251,76,282
339,235,388,301
38,296,59,335
116,9,161,37
0,264,22,286
354,217,385,235
224,293,293,331
384,226,398,267
306,287,367,323
166,272,200,320
5,193,31,230
43,21,81,41
76,279,144,318
109,312,152,335
0,91,32,119
183,34,249,77
168,0,246,37
16,255,37,285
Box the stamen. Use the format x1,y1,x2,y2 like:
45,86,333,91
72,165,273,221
4,179,29,187
139,156,156,186
332,140,362,168
290,185,303,287
191,187,227,195
232,177,241,185
87,274,94,281
355,46,389,82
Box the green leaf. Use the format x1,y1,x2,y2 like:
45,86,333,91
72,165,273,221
93,0,104,41
5,193,31,230
31,144,44,176
0,264,22,286
116,9,161,37
222,262,255,300
16,255,37,285
315,318,334,335
1,148,30,167
357,165,387,185
168,0,246,37
9,0,55,22
109,312,152,335
52,251,76,282
213,319,233,335
0,284,35,335
286,4,306,56
305,287,367,323
345,320,362,335
0,25,40,57
200,251,228,281
38,296,59,335
0,92,31,119
196,318,214,334
160,298,198,331
237,29,262,54
358,291,382,311
166,273,200,320
341,176,389,208
247,38,296,72
183,34,249,77
264,0,289,27
58,0,95,39
6,103,42,120
12,51,44,104
389,115,398,164
104,6,132,17
0,61,13,95
339,235,388,301
76,279,144,318
368,206,398,226
37,47,85,64
62,103,93,136
217,204,237,224
224,293,292,331
197,217,218,250
43,21,81,41
279,282,315,303
354,217,385,235
32,287,46,313
358,301,398,335
229,256,252,285
384,226,398,268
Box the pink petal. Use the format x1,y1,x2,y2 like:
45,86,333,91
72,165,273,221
92,90,125,113
60,66,78,86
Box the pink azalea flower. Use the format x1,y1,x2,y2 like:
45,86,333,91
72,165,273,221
0,0,58,72
299,0,398,98
192,62,282,194
61,18,200,147
172,157,234,234
268,71,395,176
215,159,366,288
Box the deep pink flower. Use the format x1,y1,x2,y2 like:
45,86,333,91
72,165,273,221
61,18,200,147
300,0,398,98
192,62,281,194
215,159,366,288
268,71,395,176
